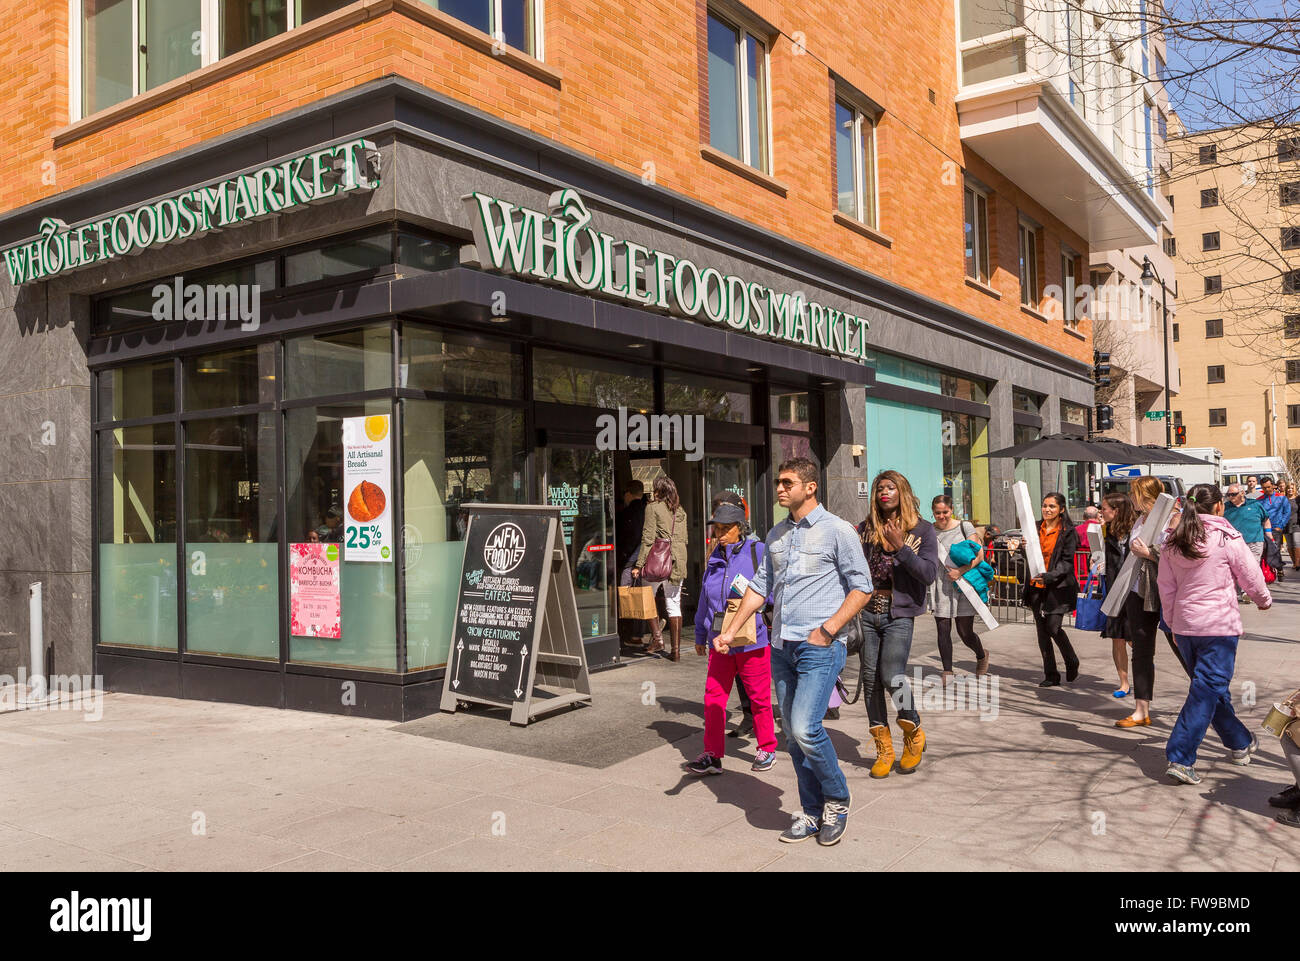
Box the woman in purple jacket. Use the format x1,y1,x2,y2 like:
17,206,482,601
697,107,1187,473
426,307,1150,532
1158,484,1272,785
687,501,777,776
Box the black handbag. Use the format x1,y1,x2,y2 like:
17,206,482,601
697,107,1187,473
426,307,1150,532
842,611,865,658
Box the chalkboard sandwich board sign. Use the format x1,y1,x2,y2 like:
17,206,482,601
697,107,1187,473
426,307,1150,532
439,505,591,726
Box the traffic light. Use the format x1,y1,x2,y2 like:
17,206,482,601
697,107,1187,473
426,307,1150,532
1093,350,1112,387
1174,424,1187,445
1095,404,1114,431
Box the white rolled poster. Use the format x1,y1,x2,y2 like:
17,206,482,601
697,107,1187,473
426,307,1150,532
1100,492,1175,618
1012,481,1045,578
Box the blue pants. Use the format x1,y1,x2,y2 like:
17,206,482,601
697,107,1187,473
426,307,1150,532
1166,634,1252,767
859,611,919,727
771,640,849,816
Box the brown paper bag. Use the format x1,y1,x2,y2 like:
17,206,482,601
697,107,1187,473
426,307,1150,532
618,582,657,620
720,597,757,644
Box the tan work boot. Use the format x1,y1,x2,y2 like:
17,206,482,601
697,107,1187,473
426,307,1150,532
896,718,926,774
868,724,895,779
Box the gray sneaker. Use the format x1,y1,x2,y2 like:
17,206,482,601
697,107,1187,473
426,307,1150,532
1166,762,1203,785
817,795,851,846
779,812,820,843
1229,734,1259,766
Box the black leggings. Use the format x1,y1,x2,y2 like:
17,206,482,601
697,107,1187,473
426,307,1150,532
1124,592,1159,702
935,616,986,671
1032,608,1078,682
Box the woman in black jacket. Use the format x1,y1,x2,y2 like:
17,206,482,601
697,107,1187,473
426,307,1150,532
1099,492,1137,698
1020,492,1081,688
856,470,940,778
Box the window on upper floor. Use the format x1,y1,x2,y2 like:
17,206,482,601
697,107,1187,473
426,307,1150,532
964,182,992,285
957,0,1026,86
1018,219,1039,308
834,95,878,229
1201,187,1219,207
1280,137,1300,163
1206,318,1223,338
706,8,770,173
1205,275,1222,294
76,0,541,119
1285,270,1300,295
1203,231,1220,251
1283,183,1300,207
1172,322,1179,342
1199,144,1217,165
1207,365,1225,384
1164,235,1177,258
1289,405,1300,429
1289,360,1300,383
1060,246,1081,327
1287,314,1300,339
1209,408,1227,426
1283,227,1300,251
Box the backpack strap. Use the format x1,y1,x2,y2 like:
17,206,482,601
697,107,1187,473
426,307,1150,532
749,538,758,574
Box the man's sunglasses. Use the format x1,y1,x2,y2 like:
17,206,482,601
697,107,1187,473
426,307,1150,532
776,478,801,490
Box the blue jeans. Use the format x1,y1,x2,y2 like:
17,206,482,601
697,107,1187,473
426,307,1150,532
771,640,849,816
859,611,919,727
1166,634,1252,767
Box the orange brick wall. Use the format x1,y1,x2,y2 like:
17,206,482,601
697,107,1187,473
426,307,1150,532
1,1,1090,363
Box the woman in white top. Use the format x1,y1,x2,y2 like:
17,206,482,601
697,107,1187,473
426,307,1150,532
928,495,990,683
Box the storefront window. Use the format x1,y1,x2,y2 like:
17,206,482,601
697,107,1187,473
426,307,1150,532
663,369,751,423
286,325,392,400
1013,388,1044,414
97,360,174,422
397,233,458,272
284,231,391,287
942,412,990,524
771,434,812,527
403,400,527,670
286,401,396,670
1064,461,1089,517
1013,423,1042,519
1061,400,1088,428
400,328,520,399
772,390,810,431
532,349,653,410
183,344,276,410
183,413,279,659
865,351,941,393
97,423,178,650
940,373,990,406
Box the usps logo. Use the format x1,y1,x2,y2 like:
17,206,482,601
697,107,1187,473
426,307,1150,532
483,522,527,575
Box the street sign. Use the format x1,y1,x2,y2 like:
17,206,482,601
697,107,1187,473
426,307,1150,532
1144,410,1166,421
440,505,591,725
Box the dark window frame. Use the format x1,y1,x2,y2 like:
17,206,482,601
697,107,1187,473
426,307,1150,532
1207,365,1225,383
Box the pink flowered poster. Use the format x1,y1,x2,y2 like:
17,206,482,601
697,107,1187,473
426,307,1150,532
290,543,341,638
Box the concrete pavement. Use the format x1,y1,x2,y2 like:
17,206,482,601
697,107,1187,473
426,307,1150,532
2,581,1299,871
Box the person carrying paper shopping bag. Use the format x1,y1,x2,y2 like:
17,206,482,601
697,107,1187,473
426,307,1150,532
688,501,778,776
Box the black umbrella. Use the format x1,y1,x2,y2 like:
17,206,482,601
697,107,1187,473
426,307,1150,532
979,433,1115,461
1132,444,1213,466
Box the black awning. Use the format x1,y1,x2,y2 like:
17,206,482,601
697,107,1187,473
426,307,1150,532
390,268,875,388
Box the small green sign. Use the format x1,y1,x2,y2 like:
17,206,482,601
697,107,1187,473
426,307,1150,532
325,544,339,562
1145,411,1166,421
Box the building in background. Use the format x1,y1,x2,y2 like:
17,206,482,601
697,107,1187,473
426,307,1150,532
953,0,1171,507
1,0,1144,716
1169,119,1300,468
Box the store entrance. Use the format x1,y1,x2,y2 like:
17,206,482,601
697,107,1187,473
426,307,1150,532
540,440,761,663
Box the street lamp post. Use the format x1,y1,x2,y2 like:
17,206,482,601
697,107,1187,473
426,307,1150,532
1141,255,1172,447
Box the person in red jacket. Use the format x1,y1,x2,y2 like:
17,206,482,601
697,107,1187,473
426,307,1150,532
1158,484,1272,785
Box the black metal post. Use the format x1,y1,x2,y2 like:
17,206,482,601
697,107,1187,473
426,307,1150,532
1161,277,1171,447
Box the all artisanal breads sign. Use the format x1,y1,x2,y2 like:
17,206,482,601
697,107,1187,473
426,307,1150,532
1,138,380,286
461,188,873,363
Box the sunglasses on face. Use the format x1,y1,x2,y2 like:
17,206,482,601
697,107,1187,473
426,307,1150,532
776,478,799,490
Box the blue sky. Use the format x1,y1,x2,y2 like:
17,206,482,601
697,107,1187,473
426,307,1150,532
1163,0,1299,131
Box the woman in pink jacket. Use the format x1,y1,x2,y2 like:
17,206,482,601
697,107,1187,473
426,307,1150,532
1157,484,1273,785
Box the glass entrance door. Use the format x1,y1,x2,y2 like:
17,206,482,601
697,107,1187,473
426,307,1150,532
704,456,757,537
541,447,616,640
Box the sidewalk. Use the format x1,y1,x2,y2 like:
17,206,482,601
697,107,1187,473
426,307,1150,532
2,583,1299,871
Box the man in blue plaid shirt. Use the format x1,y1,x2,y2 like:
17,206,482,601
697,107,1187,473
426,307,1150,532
716,456,872,847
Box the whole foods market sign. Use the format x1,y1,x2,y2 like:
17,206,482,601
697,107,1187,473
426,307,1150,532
2,138,380,286
462,189,871,362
